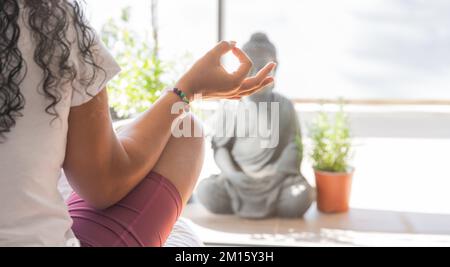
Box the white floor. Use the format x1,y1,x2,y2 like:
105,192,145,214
183,204,450,247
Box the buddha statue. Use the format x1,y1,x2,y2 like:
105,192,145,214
196,33,314,219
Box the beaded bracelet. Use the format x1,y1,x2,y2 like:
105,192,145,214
171,88,190,105
168,87,191,112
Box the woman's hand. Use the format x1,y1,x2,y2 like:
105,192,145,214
176,41,276,101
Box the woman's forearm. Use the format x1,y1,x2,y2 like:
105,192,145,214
112,92,187,192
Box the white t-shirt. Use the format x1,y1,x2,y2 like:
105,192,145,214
0,6,120,246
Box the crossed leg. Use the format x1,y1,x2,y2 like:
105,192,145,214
68,114,205,247
152,114,205,207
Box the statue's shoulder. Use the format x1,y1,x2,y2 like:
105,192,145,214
272,93,300,127
272,92,296,110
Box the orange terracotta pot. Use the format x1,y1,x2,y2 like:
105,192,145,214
314,169,354,213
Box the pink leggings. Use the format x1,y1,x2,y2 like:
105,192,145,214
67,172,182,247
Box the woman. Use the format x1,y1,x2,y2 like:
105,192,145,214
0,0,275,246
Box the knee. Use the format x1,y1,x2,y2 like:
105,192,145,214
178,113,204,171
277,183,314,218
196,179,216,205
152,114,205,204
196,178,232,214
175,114,204,163
172,113,204,140
170,113,205,163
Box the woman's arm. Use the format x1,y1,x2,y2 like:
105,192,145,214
63,42,275,209
64,90,184,209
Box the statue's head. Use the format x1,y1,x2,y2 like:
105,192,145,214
242,33,278,101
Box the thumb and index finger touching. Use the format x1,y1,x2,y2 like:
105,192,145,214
211,40,276,89
213,41,253,80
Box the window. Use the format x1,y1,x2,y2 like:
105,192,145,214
224,0,450,102
87,0,217,74
88,0,450,103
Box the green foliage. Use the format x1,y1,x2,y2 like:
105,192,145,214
295,132,304,163
309,105,353,173
101,7,168,119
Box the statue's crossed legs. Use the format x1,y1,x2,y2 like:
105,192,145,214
196,175,314,219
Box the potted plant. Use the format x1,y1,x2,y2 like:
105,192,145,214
309,105,354,213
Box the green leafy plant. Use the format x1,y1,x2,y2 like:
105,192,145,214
101,7,168,119
295,132,304,164
309,105,353,173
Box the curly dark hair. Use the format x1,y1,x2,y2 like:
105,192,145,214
0,0,103,139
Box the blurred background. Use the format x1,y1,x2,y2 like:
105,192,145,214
88,0,450,101
86,0,450,246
